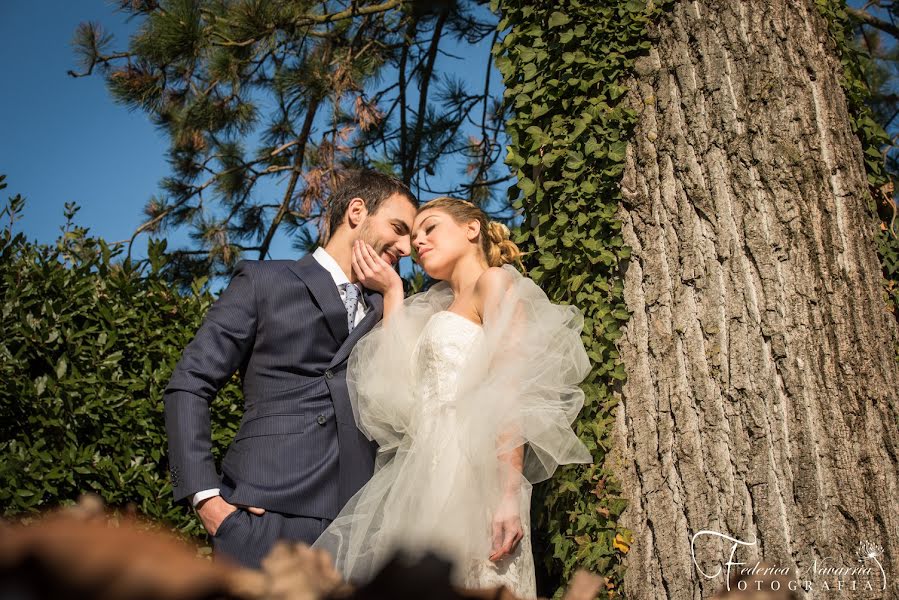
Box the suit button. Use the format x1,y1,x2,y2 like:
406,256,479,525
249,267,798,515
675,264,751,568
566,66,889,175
316,414,327,426
324,369,334,379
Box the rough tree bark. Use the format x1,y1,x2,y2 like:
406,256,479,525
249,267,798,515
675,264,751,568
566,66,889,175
612,1,899,598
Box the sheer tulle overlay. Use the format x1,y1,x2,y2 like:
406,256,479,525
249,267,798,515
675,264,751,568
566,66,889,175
312,265,592,597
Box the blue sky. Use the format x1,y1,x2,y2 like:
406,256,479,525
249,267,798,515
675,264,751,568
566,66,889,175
1,2,171,253
0,2,501,263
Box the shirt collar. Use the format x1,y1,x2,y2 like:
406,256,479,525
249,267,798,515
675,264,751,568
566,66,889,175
311,248,368,309
312,246,352,287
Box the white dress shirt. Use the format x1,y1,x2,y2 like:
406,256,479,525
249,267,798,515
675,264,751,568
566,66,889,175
191,248,366,507
311,246,368,326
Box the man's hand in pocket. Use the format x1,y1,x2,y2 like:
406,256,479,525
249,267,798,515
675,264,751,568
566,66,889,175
197,496,266,535
196,496,236,535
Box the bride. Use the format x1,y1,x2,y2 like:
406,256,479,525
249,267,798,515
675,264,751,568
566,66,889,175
313,197,592,597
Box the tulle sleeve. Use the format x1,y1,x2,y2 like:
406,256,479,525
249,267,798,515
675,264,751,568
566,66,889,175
456,264,592,484
345,282,453,452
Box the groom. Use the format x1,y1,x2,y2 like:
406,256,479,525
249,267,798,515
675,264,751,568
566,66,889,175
164,170,418,569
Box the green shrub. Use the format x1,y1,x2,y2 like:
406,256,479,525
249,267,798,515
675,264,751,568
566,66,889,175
0,182,242,540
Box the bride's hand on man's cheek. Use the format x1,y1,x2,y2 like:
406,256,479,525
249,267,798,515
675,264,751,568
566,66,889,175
352,240,402,294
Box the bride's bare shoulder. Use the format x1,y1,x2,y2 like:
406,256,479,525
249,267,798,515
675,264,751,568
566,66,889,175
475,266,514,292
474,267,515,319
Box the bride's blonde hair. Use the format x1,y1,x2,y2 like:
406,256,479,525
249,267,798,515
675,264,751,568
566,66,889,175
421,197,522,268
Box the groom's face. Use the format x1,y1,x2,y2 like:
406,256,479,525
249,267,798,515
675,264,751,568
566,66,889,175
357,193,416,267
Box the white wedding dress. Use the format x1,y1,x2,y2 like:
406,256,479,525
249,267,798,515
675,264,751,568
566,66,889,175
395,310,536,594
313,266,592,598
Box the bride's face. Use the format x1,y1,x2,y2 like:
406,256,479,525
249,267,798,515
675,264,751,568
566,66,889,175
412,208,480,279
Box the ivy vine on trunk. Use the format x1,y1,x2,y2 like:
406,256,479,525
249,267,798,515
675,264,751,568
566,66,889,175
493,0,665,596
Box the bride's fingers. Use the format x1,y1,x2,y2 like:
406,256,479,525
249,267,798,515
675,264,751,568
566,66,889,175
357,243,378,274
489,521,519,562
489,522,504,560
353,241,374,279
509,529,523,553
365,242,390,268
492,522,503,549
350,246,363,279
358,241,380,275
496,521,524,560
500,527,518,555
361,241,385,271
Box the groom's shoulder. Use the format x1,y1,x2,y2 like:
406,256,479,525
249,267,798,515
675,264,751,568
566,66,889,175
233,259,295,272
229,259,297,284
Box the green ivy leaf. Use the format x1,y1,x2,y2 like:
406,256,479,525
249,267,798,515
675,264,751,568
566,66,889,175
548,11,571,28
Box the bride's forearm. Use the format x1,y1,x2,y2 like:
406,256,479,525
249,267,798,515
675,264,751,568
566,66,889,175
382,286,405,324
497,439,524,498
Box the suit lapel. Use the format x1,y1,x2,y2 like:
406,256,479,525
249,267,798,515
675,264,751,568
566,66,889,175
329,288,384,368
286,255,349,342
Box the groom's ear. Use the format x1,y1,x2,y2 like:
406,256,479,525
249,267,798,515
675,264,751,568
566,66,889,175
346,197,368,228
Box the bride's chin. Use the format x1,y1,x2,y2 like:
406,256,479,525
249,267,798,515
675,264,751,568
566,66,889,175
420,262,447,281
421,266,441,280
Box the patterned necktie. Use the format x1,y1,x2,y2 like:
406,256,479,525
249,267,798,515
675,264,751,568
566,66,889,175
341,282,360,334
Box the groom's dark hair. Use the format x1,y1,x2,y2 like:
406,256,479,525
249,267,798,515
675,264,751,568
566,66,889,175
327,170,417,236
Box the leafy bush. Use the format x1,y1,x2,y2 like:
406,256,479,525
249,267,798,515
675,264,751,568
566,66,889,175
0,179,242,540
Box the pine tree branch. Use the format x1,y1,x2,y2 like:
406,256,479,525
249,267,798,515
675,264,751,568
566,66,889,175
211,0,403,47
257,95,323,259
463,174,514,188
67,52,133,78
305,0,404,25
862,1,887,11
419,95,484,175
79,0,511,277
125,148,288,257
480,29,498,142
127,196,191,259
420,174,515,196
470,27,502,191
398,18,418,184
406,8,450,182
848,7,899,39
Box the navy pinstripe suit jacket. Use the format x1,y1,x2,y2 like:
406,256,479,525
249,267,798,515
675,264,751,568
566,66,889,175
164,255,381,519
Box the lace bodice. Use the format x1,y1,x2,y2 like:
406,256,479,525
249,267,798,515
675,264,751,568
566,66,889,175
411,311,486,410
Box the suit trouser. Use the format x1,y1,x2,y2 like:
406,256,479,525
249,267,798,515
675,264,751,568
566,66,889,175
211,508,332,570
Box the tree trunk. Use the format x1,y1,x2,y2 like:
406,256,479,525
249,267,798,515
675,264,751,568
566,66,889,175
613,1,899,598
